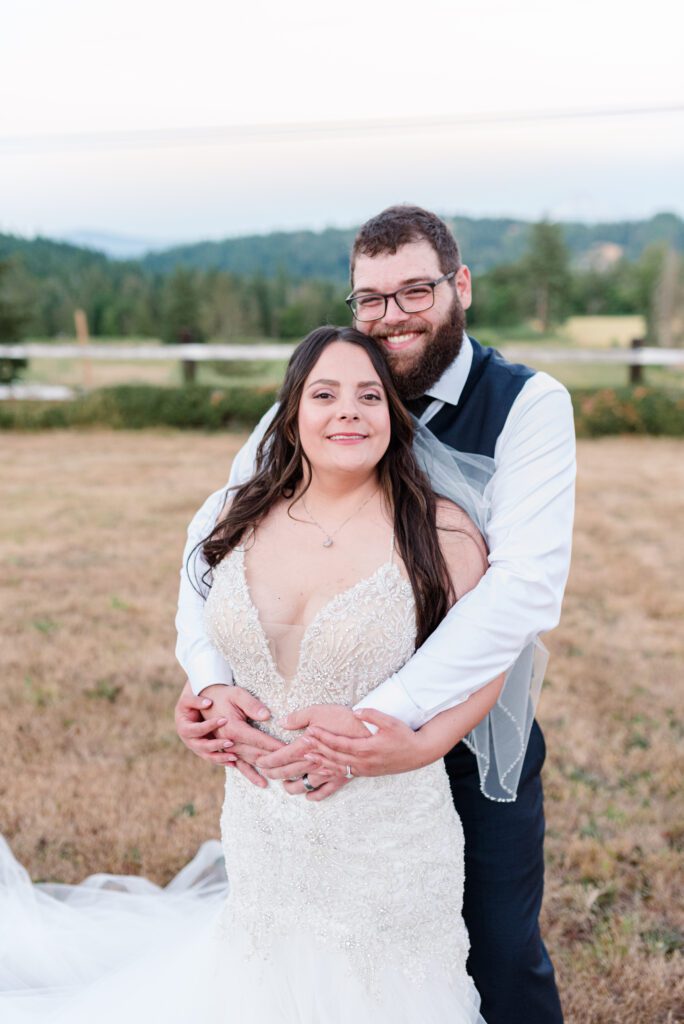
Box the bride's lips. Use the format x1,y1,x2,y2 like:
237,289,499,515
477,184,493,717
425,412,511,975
326,432,368,444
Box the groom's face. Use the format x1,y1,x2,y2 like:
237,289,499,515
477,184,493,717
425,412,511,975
351,240,472,401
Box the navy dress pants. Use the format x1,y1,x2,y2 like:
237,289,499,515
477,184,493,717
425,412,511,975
444,720,563,1024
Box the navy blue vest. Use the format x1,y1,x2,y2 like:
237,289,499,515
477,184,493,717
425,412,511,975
426,336,535,458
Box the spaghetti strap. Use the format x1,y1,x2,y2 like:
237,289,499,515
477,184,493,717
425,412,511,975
388,529,396,564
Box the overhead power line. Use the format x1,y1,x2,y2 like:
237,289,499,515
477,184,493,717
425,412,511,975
2,104,683,154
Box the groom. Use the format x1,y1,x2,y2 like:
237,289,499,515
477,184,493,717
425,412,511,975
174,205,575,1024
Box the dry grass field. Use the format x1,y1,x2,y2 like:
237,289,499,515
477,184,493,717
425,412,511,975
559,315,646,348
1,431,682,1023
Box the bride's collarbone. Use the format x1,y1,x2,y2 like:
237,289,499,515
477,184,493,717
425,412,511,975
243,531,398,628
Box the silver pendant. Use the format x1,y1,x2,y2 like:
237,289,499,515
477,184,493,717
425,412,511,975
322,537,333,548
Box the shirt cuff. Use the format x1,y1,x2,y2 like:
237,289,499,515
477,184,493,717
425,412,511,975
187,651,234,696
353,673,431,732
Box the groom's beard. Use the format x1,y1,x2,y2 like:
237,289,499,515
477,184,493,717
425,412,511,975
368,294,466,402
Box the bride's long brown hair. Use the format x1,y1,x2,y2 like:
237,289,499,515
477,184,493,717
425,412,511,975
198,326,455,647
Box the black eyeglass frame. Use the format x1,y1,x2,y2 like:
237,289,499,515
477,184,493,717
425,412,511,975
345,270,458,321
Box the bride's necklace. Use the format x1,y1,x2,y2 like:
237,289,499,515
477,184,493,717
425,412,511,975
300,489,378,548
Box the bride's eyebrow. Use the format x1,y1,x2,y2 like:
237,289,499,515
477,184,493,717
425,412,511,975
306,378,384,389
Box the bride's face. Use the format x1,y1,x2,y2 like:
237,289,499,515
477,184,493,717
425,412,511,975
297,341,391,479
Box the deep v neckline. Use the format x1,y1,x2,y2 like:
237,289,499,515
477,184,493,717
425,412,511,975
229,545,407,686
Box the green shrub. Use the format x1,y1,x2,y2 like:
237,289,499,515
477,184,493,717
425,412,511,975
571,387,684,437
0,384,278,431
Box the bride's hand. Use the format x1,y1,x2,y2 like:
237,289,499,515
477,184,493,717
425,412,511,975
175,680,285,789
254,705,369,786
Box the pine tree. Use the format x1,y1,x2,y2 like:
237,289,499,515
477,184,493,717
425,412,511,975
162,268,205,383
0,260,27,383
523,221,572,331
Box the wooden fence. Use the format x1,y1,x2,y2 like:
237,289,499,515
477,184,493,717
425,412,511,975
1,339,683,401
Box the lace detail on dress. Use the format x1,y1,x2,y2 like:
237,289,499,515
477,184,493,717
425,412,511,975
205,547,417,738
204,548,471,997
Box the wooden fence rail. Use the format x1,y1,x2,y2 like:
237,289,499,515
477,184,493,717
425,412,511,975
1,340,683,402
2,341,684,365
0,342,297,362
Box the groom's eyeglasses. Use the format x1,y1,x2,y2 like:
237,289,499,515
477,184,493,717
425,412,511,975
345,270,457,322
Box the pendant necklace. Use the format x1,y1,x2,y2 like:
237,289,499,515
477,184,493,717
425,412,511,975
300,489,378,548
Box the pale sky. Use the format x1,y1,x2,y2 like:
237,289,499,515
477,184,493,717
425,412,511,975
1,0,683,245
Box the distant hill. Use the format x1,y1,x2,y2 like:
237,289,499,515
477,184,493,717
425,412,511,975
139,212,684,281
2,212,682,284
0,232,111,277
58,230,181,260
142,227,358,281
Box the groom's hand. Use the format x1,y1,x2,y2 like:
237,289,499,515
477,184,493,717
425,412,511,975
303,708,424,778
174,680,284,788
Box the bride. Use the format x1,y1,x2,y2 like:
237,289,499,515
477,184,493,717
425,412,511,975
0,326,502,1023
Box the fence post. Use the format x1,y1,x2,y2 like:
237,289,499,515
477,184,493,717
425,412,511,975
74,308,93,390
179,331,197,384
629,338,644,385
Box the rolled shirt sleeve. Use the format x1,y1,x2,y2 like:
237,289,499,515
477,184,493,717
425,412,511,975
354,373,576,729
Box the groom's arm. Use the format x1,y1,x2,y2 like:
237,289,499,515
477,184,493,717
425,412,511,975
354,374,576,728
175,486,235,692
175,405,278,694
174,406,290,780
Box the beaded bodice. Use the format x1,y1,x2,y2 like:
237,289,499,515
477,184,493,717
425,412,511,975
204,545,417,740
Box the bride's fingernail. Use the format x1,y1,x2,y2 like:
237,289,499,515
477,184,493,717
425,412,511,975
217,718,228,726
304,754,318,761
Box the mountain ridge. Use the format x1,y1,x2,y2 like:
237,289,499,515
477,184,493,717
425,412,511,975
2,212,682,282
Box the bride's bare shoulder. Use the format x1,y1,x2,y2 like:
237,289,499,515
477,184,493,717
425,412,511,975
435,498,484,542
435,499,488,599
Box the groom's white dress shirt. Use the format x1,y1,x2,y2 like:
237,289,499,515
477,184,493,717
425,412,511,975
175,334,576,729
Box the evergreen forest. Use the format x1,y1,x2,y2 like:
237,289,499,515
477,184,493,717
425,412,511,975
0,212,682,344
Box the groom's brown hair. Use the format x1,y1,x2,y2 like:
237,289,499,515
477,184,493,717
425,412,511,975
350,205,462,284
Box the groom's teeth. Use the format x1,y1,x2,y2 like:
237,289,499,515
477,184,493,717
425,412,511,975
386,331,419,343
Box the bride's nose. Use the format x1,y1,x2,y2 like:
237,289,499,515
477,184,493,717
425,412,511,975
336,397,361,420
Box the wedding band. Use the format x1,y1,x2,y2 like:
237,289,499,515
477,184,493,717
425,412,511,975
345,765,353,779
302,774,318,792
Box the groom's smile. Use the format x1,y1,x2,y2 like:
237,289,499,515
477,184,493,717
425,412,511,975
374,326,426,352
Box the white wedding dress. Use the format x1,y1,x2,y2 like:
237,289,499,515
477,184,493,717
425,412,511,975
0,542,486,1023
